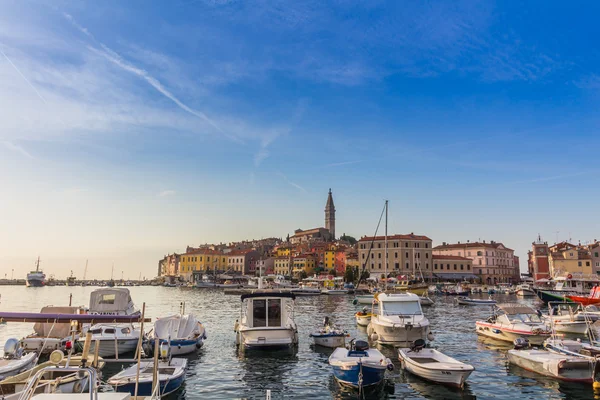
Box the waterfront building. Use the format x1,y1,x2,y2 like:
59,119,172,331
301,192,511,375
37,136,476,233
158,253,180,278
324,247,335,271
227,249,260,274
357,233,432,279
345,251,359,271
431,255,475,280
589,241,600,274
527,236,550,281
179,249,228,281
334,248,347,275
548,241,593,276
433,240,517,284
274,257,291,276
291,254,317,277
250,257,274,275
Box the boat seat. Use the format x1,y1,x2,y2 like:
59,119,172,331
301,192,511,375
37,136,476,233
410,357,439,364
348,350,369,357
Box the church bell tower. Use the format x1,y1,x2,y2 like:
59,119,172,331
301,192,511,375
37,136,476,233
325,188,335,240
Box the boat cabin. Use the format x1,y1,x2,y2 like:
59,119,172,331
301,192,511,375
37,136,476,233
491,304,544,325
89,288,138,316
553,276,600,293
377,293,423,317
240,292,295,329
89,324,133,337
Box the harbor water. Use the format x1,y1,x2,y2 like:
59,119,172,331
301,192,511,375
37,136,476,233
0,286,598,399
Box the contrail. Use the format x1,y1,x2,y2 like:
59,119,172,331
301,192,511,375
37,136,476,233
0,47,48,105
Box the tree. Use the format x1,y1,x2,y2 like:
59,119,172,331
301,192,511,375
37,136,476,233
329,268,337,277
299,270,308,280
344,267,355,283
339,233,357,245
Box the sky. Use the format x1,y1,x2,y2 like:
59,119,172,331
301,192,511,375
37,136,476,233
1,0,599,280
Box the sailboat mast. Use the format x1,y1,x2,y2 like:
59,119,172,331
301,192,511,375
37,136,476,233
36,256,40,272
384,200,388,288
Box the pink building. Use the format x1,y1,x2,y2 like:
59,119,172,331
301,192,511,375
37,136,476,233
433,240,517,284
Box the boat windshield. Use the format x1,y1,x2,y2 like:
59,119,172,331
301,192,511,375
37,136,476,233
381,301,421,316
587,305,600,312
509,313,543,324
252,298,282,327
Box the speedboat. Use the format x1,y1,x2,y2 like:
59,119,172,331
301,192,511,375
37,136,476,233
108,348,187,396
151,313,207,356
544,338,600,358
544,302,597,335
419,295,434,306
355,307,373,327
455,296,497,306
20,305,85,354
234,292,298,349
0,339,38,381
566,285,600,305
80,324,141,357
515,284,535,297
354,294,375,304
321,288,348,295
398,339,474,388
475,303,551,345
367,293,433,346
290,287,321,296
329,339,393,388
310,317,347,348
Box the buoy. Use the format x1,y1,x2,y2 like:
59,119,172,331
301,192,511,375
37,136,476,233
593,381,600,389
427,332,435,341
352,299,358,305
371,333,379,341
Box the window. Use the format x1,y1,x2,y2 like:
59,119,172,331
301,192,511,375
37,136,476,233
596,252,599,257
406,252,409,258
467,265,471,270
252,299,267,327
371,253,374,259
425,243,428,248
378,253,381,259
425,253,429,259
395,263,399,269
104,328,115,334
477,251,483,256
447,264,450,270
426,263,429,269
461,264,464,270
479,269,482,274
406,262,409,269
378,263,381,269
417,253,420,258
454,264,457,270
378,243,381,248
434,264,438,270
99,294,116,304
578,261,582,267
362,254,365,259
587,262,591,266
405,242,409,247
395,252,398,258
267,299,281,327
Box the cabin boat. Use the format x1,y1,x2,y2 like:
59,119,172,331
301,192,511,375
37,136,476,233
151,314,207,356
367,293,433,346
81,324,141,358
310,317,347,348
329,340,393,388
88,288,139,316
544,302,598,335
419,295,434,306
566,285,600,305
515,284,535,297
20,306,85,354
455,296,497,306
272,276,296,288
475,303,551,345
394,280,429,296
354,294,376,304
398,340,474,388
0,339,38,381
234,292,298,349
508,348,597,383
544,338,600,359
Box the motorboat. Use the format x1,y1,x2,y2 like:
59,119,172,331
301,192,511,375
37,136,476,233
566,285,600,305
234,292,298,349
394,280,429,296
79,324,141,358
441,283,469,296
321,288,348,295
354,294,375,304
196,280,216,288
508,346,597,383
273,275,296,288
515,284,535,297
88,288,139,316
108,350,187,396
367,293,433,346
455,296,497,306
26,257,46,287
309,317,347,348
329,339,393,388
355,307,373,327
290,287,321,296
398,339,474,388
419,295,434,306
150,313,207,356
0,339,38,381
20,306,85,354
544,338,600,358
543,302,597,335
475,303,551,345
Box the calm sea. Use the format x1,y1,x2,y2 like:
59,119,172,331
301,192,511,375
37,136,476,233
0,286,598,399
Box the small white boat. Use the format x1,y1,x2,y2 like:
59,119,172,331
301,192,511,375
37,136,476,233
516,284,535,297
508,348,596,383
544,302,594,335
329,340,393,388
476,303,551,345
398,340,474,388
355,308,373,327
354,294,375,304
20,306,84,354
544,338,600,358
0,339,38,381
290,287,321,296
455,296,497,306
310,317,347,348
419,295,434,306
79,324,140,358
322,288,349,295
151,313,207,356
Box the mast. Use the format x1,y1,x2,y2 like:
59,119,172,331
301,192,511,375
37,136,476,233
83,260,88,281
35,256,41,272
384,200,388,289
111,263,114,280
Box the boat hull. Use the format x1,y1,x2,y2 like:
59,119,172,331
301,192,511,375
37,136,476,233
86,338,139,358
475,321,550,345
398,349,474,388
356,314,371,327
368,318,429,346
331,364,387,388
239,328,297,349
536,290,572,303
312,334,345,348
25,279,45,288
113,373,185,397
552,321,589,335
455,297,496,306
508,350,595,383
516,289,535,297
566,295,600,306
354,295,375,304
151,338,202,356
0,353,38,381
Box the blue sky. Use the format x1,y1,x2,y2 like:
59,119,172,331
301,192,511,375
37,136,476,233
1,0,599,279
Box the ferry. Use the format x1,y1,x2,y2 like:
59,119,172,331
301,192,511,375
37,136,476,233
26,257,46,287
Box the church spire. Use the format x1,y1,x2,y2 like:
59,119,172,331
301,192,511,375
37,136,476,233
325,188,335,240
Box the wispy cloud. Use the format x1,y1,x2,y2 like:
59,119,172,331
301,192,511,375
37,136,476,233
3,141,33,159
158,190,176,197
478,171,596,188
324,160,362,168
277,172,306,192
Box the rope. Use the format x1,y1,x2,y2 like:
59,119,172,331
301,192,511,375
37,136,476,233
355,202,387,288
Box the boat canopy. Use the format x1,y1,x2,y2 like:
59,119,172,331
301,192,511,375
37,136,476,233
241,292,295,301
89,288,133,314
33,306,81,337
496,303,537,315
154,314,199,340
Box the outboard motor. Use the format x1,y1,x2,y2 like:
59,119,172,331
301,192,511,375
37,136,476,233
411,339,426,352
4,339,21,359
513,337,530,350
354,340,369,351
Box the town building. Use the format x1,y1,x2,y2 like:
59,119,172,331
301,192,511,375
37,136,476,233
433,240,517,284
179,249,228,281
158,253,180,278
357,233,433,279
227,249,260,275
548,242,593,277
292,254,317,277
589,241,600,275
432,255,475,280
289,189,336,245
274,257,291,276
251,257,275,276
527,236,550,280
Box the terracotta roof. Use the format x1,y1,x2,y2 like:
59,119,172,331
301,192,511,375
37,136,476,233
432,255,472,261
433,242,513,251
183,249,222,256
359,233,432,242
291,227,327,237
228,249,256,256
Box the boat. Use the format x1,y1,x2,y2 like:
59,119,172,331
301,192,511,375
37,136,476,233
543,302,597,335
329,339,393,388
66,271,76,287
81,323,141,358
354,294,375,304
508,346,597,383
309,317,347,348
367,293,434,346
0,339,38,380
290,287,321,296
394,280,429,296
20,305,85,354
566,285,600,305
88,288,139,316
515,284,535,297
273,275,296,288
475,303,551,345
544,338,600,358
108,350,187,396
26,257,46,287
455,296,497,306
234,292,298,349
398,339,474,388
536,289,572,303
321,288,348,295
355,307,373,327
151,313,207,356
419,295,434,306
440,283,469,296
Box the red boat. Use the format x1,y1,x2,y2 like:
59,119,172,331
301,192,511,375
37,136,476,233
566,285,600,305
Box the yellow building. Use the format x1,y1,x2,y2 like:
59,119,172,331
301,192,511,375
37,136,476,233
274,257,291,276
324,249,335,271
549,242,593,276
179,250,226,281
292,254,316,277
275,246,291,257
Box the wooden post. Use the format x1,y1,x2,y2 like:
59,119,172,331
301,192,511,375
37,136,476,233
133,303,146,398
81,331,92,361
93,339,100,368
151,337,160,396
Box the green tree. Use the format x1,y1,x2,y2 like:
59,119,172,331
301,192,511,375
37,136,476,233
344,267,355,283
299,270,308,280
339,233,357,245
329,268,337,277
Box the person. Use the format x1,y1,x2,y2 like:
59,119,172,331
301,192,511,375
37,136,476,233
357,307,369,316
